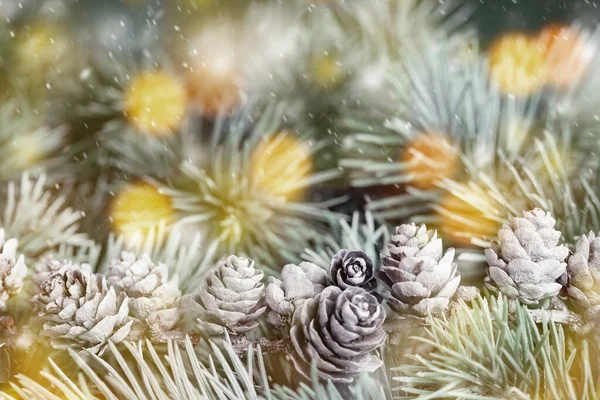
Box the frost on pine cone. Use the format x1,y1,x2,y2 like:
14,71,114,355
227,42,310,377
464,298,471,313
33,255,92,288
565,232,600,319
0,230,27,312
378,223,460,316
265,262,328,327
107,252,182,333
329,249,377,292
290,286,386,383
35,270,133,354
485,208,569,306
193,255,266,335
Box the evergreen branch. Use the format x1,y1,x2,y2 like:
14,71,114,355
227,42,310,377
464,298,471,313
144,319,423,356
230,336,294,355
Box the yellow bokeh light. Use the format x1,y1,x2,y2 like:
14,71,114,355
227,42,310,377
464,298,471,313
109,182,175,244
488,33,548,96
15,22,71,77
437,186,501,247
250,132,313,202
10,134,45,171
311,54,342,87
402,132,460,190
124,71,187,136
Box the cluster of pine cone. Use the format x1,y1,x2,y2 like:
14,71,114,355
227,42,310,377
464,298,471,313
6,207,599,382
192,223,469,382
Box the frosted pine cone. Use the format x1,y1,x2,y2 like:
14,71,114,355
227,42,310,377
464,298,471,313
35,270,132,354
107,252,181,333
565,232,600,319
377,223,460,316
33,255,92,288
290,286,386,383
0,230,27,311
329,250,376,292
265,262,328,327
194,255,266,335
485,209,568,306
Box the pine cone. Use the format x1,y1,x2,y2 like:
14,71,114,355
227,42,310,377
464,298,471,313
290,286,386,383
265,262,328,327
485,208,569,306
35,270,133,354
329,249,376,292
107,252,182,333
565,232,600,319
0,230,27,312
33,255,92,288
194,255,266,335
377,223,460,316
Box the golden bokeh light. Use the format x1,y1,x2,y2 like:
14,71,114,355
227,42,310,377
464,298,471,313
249,132,313,201
109,182,175,244
402,132,460,190
311,54,343,87
15,22,71,79
124,71,187,136
488,33,548,96
437,186,501,247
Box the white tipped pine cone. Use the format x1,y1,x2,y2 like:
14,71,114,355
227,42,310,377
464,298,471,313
33,255,92,288
377,223,460,316
194,255,266,335
485,208,568,306
107,252,181,333
290,286,386,382
0,229,27,312
265,262,328,327
565,232,600,320
35,270,132,354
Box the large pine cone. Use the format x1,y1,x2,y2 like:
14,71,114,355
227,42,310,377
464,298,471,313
107,252,182,333
0,230,27,312
290,286,386,383
565,232,600,318
329,249,377,292
485,208,568,306
194,255,266,335
265,262,328,327
378,223,460,316
35,270,133,354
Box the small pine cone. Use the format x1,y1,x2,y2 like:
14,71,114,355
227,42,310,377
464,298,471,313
107,252,182,333
0,230,27,311
290,286,386,383
378,223,460,316
565,232,600,320
194,255,266,335
485,209,568,306
35,270,132,355
265,262,328,327
33,255,92,288
329,250,377,292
